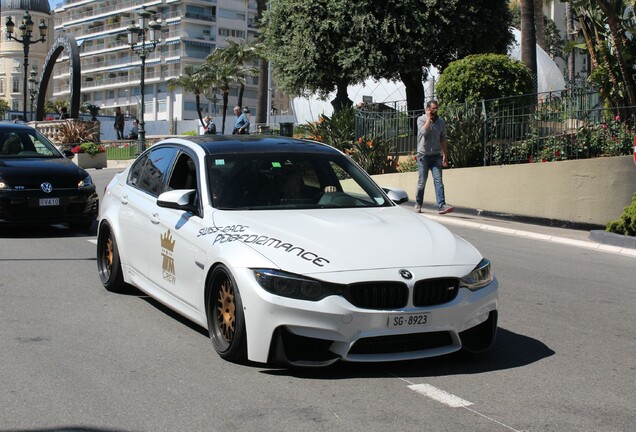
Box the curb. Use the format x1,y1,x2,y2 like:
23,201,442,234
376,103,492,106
589,230,636,250
421,211,636,259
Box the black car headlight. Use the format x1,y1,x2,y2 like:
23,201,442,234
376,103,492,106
0,176,7,190
78,175,94,188
460,259,493,291
253,269,338,301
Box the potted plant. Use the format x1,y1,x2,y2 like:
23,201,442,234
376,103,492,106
81,102,101,121
71,142,107,169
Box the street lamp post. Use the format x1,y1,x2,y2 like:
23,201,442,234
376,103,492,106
5,11,47,121
28,65,39,121
127,7,161,154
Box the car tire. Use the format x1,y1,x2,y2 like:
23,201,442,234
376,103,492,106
97,222,126,293
207,265,247,362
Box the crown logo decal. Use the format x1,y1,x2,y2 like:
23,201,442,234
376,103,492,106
161,230,176,252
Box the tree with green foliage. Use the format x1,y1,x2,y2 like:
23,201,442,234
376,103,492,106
0,99,9,119
436,54,534,103
203,53,242,134
167,65,209,129
572,0,636,115
262,0,513,114
262,0,378,112
368,0,513,111
215,39,260,109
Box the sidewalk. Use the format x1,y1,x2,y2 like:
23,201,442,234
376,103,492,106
410,203,636,258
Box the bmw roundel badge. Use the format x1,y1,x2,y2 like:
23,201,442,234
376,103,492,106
399,269,413,280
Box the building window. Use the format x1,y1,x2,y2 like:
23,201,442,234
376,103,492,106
158,99,167,113
184,101,198,112
0,78,4,94
12,99,18,110
12,77,20,93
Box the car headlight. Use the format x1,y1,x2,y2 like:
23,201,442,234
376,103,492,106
0,176,7,190
253,269,338,301
460,258,493,291
78,175,94,188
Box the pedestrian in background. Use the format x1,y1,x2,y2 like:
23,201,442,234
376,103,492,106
204,115,216,135
414,100,454,215
126,118,139,140
59,107,70,119
114,107,125,140
232,106,250,135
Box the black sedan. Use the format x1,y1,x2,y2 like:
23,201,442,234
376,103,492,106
0,122,98,230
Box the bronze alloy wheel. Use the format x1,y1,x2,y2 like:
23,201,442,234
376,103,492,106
97,223,125,293
216,279,236,344
207,265,247,362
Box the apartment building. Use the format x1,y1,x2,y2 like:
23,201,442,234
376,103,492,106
51,0,260,121
0,0,53,119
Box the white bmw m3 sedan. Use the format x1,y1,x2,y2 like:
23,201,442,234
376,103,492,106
97,135,498,367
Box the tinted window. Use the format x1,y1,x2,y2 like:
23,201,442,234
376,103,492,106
0,128,60,158
207,152,390,210
130,147,178,196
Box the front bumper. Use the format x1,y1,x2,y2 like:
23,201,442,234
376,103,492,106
0,188,99,225
233,268,499,367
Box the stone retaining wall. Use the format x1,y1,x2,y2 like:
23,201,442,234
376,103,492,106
373,155,636,226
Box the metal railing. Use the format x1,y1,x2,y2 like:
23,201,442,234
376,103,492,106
354,86,636,167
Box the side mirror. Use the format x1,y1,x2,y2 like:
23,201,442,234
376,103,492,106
383,187,409,204
63,150,74,159
157,189,199,215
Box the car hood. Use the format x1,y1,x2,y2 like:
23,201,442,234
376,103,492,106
210,206,482,275
0,157,88,187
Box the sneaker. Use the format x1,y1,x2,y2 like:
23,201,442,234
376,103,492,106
414,204,421,213
438,204,454,215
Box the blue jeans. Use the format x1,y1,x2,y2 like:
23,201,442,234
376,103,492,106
415,154,446,208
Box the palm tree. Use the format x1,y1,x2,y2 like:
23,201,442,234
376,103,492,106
255,0,269,125
167,65,208,129
535,0,546,50
203,54,240,134
521,0,538,94
215,39,260,108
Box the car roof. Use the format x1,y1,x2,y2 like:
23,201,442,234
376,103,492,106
0,122,37,131
176,135,342,156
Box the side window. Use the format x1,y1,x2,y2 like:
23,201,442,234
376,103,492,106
168,153,198,191
167,153,200,211
128,147,178,196
128,153,149,187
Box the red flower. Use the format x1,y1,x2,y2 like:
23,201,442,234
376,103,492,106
555,150,560,157
71,145,82,154
615,115,620,121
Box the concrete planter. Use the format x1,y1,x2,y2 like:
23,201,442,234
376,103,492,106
73,152,107,169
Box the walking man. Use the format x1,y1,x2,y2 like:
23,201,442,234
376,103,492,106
232,106,250,134
414,100,454,215
114,107,125,140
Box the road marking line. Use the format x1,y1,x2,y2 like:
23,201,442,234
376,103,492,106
391,374,525,432
408,383,473,407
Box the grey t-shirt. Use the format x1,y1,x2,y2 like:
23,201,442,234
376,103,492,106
416,114,446,155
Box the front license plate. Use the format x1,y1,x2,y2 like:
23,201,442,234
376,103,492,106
39,198,60,206
388,313,430,328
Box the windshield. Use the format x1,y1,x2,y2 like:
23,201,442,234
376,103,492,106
0,128,62,158
207,152,392,210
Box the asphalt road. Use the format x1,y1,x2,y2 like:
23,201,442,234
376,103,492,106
0,168,634,432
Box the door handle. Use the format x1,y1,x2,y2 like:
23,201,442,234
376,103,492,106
150,213,160,225
121,194,128,205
